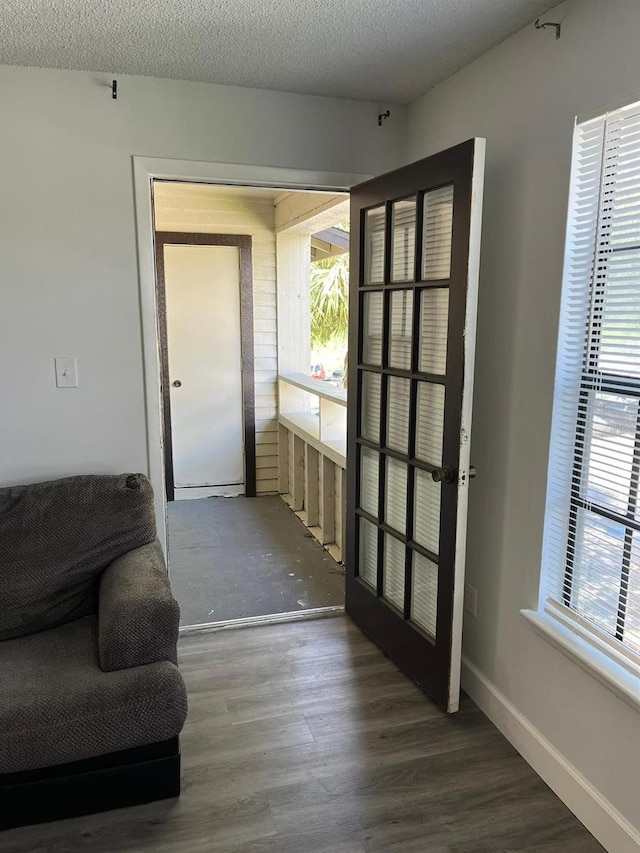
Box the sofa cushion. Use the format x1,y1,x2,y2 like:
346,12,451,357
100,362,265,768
0,473,156,641
98,540,180,672
0,615,188,774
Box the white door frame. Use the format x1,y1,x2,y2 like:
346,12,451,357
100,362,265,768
133,157,369,551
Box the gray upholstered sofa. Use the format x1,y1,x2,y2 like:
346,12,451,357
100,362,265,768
0,473,188,829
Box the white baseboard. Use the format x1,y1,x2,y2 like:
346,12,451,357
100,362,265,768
461,656,640,853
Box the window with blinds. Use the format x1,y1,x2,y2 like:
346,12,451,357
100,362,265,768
541,99,640,666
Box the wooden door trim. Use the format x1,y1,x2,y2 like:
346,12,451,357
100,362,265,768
154,232,256,502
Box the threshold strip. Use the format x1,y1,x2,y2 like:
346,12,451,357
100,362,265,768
178,605,345,636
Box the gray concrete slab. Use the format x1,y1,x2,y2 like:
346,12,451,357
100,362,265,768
167,496,345,626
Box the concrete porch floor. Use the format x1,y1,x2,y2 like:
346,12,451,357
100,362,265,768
167,496,345,626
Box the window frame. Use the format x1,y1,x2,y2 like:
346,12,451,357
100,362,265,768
523,97,640,709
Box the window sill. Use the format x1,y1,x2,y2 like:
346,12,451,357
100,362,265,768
521,608,640,712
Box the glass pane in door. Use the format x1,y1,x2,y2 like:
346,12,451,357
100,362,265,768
358,517,378,591
386,376,411,454
362,291,384,365
418,288,448,375
411,551,438,638
360,371,381,444
364,206,386,284
385,457,408,535
416,382,445,465
383,534,406,610
389,289,413,369
359,447,379,518
391,197,416,282
422,184,454,280
414,468,441,554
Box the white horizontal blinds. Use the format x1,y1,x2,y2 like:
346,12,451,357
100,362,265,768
597,106,640,378
584,392,637,516
359,447,379,518
385,456,408,535
414,468,441,555
358,517,378,591
411,551,438,638
542,99,640,660
627,536,640,652
365,206,385,284
383,534,406,610
389,289,413,369
362,291,383,365
391,198,417,282
541,118,604,599
416,382,445,465
387,376,411,453
423,185,454,280
572,511,629,636
419,288,448,374
361,371,381,444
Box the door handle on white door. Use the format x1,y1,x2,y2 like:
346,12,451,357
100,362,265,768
172,380,182,388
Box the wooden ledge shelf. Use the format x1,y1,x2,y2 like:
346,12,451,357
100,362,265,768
277,375,347,563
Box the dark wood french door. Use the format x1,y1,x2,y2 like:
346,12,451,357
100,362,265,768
346,139,485,713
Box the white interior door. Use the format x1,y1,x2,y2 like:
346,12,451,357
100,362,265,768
164,244,244,495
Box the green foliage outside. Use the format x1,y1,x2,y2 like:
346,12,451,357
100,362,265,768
310,252,349,349
310,221,350,352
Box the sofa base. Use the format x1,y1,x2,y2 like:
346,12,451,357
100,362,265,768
0,737,180,830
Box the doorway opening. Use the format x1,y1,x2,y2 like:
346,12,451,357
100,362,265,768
138,146,485,715
151,179,351,629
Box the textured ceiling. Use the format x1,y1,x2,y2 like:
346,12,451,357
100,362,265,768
1,0,561,104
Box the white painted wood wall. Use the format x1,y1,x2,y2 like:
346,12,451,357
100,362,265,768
154,183,279,494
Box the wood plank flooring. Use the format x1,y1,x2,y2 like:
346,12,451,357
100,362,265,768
2,616,604,852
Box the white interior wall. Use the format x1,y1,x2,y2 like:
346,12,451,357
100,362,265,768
154,184,280,494
407,0,640,843
0,65,406,488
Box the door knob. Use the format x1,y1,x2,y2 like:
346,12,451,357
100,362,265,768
431,466,457,484
172,380,182,388
431,466,476,484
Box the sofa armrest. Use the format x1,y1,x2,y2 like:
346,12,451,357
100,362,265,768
98,540,180,672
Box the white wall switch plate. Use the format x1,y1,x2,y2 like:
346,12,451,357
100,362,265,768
55,357,78,388
464,583,478,618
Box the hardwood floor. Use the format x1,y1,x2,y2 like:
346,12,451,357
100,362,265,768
2,616,604,852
